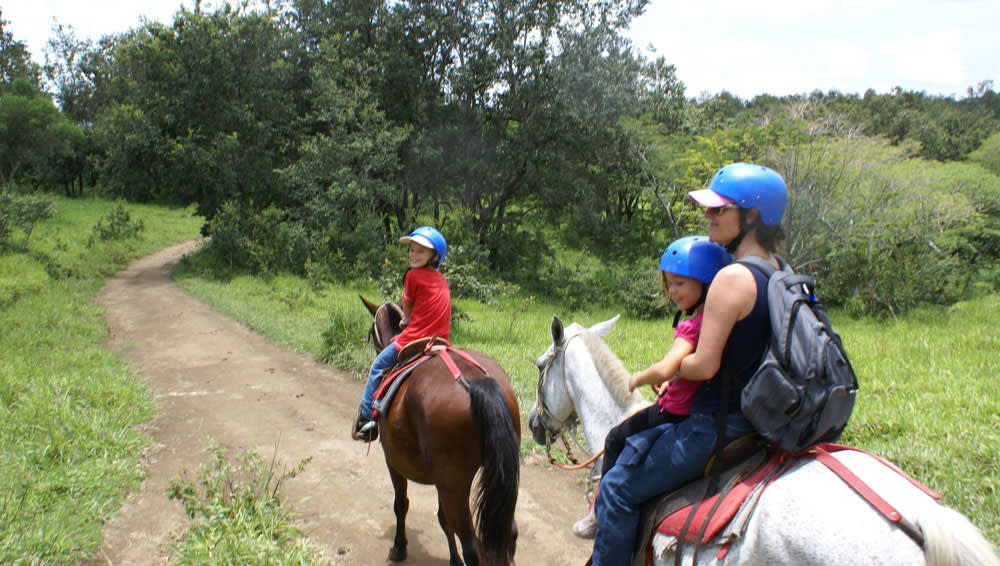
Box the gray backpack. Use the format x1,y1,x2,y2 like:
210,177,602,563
737,256,859,453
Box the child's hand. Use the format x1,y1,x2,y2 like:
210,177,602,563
399,316,410,329
655,382,669,396
627,373,641,392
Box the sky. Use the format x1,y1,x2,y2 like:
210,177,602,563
5,0,1000,100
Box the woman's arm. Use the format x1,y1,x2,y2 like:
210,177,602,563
677,263,758,381
628,337,695,392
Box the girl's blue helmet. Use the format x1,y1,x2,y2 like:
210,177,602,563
689,162,787,226
399,226,447,267
659,236,732,283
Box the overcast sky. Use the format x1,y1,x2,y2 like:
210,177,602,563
6,0,999,100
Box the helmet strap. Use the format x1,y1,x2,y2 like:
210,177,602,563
725,209,757,254
673,285,708,328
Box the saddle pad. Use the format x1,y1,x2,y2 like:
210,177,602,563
657,451,782,544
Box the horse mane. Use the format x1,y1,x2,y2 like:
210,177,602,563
566,322,646,409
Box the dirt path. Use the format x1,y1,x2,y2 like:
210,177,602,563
90,241,593,565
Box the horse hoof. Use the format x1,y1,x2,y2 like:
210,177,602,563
388,547,407,562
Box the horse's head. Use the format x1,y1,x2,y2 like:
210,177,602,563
360,295,403,352
528,314,622,447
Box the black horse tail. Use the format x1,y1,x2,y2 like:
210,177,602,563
468,377,520,565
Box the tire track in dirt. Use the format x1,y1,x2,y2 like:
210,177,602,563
90,240,593,565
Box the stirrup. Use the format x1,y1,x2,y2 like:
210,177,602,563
352,413,378,442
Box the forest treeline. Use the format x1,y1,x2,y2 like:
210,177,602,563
2,0,999,318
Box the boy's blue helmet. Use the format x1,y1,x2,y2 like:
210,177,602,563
688,162,787,226
659,235,732,283
399,226,447,267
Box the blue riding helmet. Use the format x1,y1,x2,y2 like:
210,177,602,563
659,235,732,284
689,162,788,226
399,226,447,267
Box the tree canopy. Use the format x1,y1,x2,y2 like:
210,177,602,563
2,0,999,317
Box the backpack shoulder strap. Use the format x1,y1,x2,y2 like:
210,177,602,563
734,255,787,279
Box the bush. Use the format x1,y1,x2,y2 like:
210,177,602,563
0,193,55,251
86,202,144,247
166,441,322,565
445,244,519,304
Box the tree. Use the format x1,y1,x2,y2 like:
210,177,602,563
93,4,300,218
0,78,80,192
0,11,40,87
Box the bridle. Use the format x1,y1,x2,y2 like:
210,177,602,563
534,333,604,471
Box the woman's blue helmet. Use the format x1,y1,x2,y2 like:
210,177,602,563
399,226,447,267
688,162,787,226
658,235,732,283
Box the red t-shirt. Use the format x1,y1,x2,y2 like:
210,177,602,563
656,311,702,416
394,267,451,350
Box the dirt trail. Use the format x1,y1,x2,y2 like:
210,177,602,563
91,240,593,565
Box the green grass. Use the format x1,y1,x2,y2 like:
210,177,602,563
176,265,1000,545
0,195,203,564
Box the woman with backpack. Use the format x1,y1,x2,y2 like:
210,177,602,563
589,163,787,566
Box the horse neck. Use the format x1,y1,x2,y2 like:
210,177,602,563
564,337,646,455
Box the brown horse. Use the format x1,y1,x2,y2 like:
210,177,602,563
360,296,521,566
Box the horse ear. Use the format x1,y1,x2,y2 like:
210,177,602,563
360,295,379,316
589,314,620,339
551,315,565,346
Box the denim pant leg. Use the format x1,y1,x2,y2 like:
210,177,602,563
360,343,398,417
591,414,719,566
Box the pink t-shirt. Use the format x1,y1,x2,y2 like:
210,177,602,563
656,311,703,416
394,267,451,350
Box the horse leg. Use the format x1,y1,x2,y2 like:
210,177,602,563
436,504,463,566
388,469,409,562
437,486,479,566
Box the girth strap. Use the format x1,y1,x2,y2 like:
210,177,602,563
806,443,931,548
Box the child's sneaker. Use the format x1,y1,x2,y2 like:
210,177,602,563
572,509,597,538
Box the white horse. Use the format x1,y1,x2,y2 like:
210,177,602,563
528,314,1000,566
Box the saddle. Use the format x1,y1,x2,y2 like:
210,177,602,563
371,338,486,419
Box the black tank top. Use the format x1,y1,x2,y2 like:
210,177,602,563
690,264,770,415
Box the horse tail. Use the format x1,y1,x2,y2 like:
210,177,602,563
468,376,520,565
921,504,1000,566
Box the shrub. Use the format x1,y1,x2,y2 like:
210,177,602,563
86,202,144,247
0,193,55,251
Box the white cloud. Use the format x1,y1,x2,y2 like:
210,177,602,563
881,30,966,88
822,40,870,81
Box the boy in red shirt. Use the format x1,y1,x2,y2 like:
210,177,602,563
352,226,451,442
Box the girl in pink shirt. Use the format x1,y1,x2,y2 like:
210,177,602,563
572,235,730,537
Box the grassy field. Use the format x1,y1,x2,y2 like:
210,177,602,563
175,264,1000,545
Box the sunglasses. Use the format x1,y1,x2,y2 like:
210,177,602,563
705,203,739,216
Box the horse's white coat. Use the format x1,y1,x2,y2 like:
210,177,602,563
530,315,649,456
530,315,1000,566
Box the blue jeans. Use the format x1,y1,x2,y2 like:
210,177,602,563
360,343,398,419
591,412,755,566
